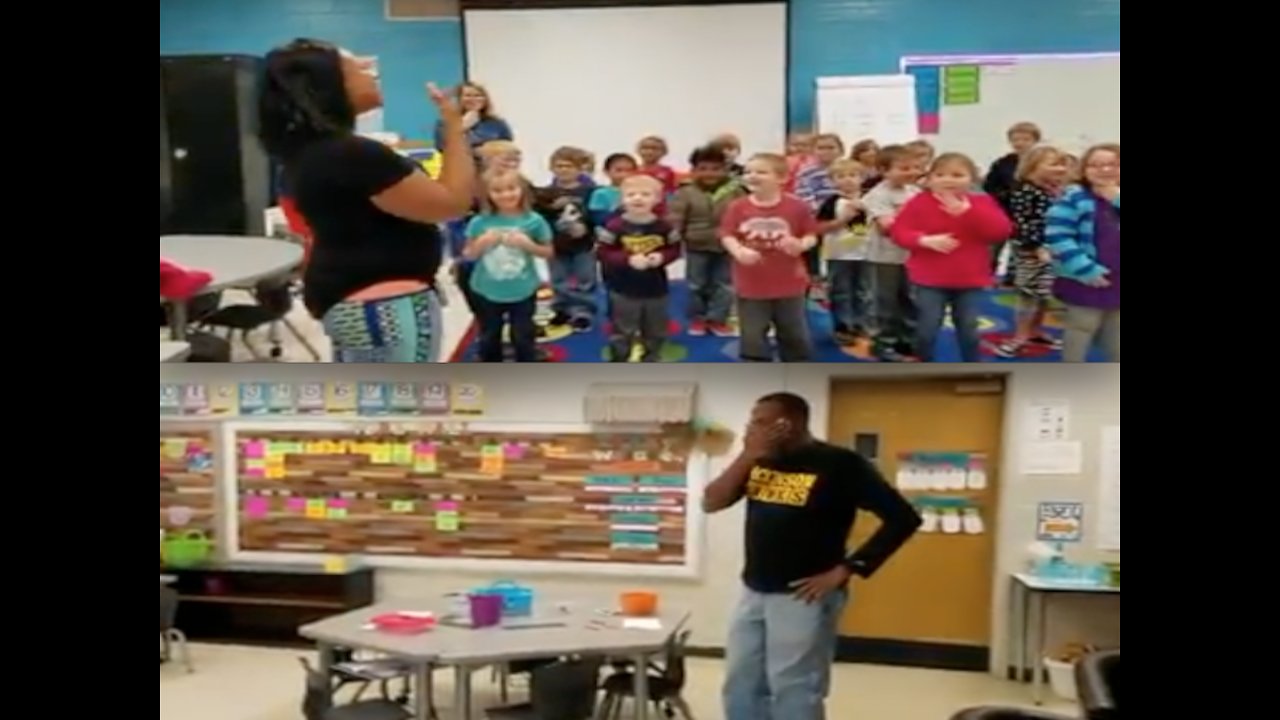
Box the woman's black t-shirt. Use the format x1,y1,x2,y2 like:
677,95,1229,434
288,135,443,319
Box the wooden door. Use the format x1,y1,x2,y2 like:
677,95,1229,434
829,377,1005,647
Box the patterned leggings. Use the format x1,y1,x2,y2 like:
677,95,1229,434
322,289,442,363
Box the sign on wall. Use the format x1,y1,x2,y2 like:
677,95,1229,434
1035,501,1084,543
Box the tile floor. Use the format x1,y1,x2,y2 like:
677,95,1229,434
159,643,1077,720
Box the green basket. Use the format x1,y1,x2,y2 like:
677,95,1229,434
162,530,212,568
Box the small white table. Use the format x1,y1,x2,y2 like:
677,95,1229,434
159,235,304,341
160,341,190,363
1007,572,1119,704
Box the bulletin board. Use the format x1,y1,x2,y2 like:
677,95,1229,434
225,422,703,576
160,426,218,547
901,52,1121,167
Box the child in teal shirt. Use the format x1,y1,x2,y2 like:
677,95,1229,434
464,170,554,362
587,153,638,226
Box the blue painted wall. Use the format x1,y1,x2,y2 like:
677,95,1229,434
159,0,1120,137
158,0,464,138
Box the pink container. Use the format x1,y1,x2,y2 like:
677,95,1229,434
469,593,504,628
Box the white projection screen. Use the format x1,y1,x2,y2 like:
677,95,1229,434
463,3,787,176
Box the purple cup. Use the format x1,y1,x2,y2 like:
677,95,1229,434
469,593,504,628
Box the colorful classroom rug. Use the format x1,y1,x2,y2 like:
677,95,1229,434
448,281,1102,363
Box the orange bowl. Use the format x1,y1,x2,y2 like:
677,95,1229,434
620,591,659,617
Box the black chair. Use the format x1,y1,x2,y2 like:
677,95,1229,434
486,658,604,720
949,707,1075,720
191,278,320,361
1075,649,1119,720
597,630,694,719
300,657,410,720
159,586,193,672
183,329,232,362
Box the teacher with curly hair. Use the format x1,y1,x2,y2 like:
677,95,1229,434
258,38,474,362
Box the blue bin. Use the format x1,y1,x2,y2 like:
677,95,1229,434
475,580,534,617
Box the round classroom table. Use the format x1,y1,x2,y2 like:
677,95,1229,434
159,235,305,341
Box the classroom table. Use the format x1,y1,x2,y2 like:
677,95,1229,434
1007,572,1120,704
159,235,304,341
160,341,190,363
299,599,690,720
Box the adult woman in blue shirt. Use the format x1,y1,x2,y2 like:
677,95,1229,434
433,82,513,156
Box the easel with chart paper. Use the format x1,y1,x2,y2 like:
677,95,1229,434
814,74,919,146
223,421,704,576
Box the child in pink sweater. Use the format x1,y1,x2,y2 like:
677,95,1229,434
891,153,1012,362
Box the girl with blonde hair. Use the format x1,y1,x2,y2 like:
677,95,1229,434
995,146,1071,358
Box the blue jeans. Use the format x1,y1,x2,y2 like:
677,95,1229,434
723,587,847,720
827,260,869,332
549,250,598,320
914,285,984,362
686,250,733,324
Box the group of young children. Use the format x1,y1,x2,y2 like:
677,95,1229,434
450,123,1120,363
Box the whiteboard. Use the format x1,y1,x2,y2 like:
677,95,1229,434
902,53,1120,168
1096,426,1120,551
814,75,919,146
464,4,786,174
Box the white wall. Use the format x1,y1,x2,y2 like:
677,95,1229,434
159,363,1119,672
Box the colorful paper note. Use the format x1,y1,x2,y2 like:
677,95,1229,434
413,443,438,473
305,499,327,519
370,443,393,464
286,497,307,512
186,450,212,472
391,500,416,513
392,443,414,466
503,442,526,461
244,459,266,478
162,438,189,460
167,506,193,526
943,64,981,105
244,496,269,519
479,444,504,474
243,440,266,459
435,502,461,532
610,530,659,551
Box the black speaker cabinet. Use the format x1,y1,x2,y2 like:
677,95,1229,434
160,55,271,236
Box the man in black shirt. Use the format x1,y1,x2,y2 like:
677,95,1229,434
705,392,921,720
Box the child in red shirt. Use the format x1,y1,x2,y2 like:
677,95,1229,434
719,153,818,362
891,152,1012,362
636,135,678,196
783,131,814,194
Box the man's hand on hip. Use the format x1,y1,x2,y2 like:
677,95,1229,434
789,564,852,603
